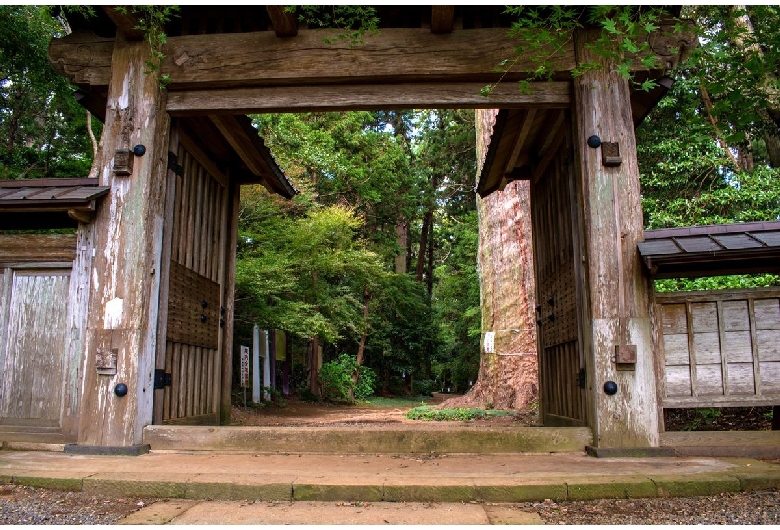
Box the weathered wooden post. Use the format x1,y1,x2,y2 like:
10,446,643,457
572,28,659,448
74,35,170,449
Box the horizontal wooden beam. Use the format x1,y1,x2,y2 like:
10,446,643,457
49,28,574,91
0,234,77,262
162,28,565,89
50,24,693,93
166,82,571,115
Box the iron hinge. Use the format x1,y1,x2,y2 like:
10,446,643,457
576,368,586,389
154,369,172,390
167,151,183,176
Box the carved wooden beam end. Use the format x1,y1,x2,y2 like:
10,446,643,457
102,6,145,41
431,6,455,34
265,6,299,38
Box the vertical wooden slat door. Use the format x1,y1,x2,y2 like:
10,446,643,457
530,120,588,426
0,269,70,426
154,127,228,425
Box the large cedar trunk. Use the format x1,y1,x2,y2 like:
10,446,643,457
443,109,538,410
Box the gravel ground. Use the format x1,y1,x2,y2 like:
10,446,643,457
1,484,779,525
0,484,157,525
517,490,780,525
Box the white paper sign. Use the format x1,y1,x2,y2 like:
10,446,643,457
240,345,250,387
483,331,495,353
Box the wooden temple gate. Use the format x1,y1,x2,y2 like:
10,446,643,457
529,115,588,427
38,5,696,449
153,124,230,425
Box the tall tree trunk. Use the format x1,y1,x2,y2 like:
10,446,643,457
309,337,320,396
426,209,435,297
356,287,370,367
309,271,321,396
395,221,408,274
352,287,371,399
415,210,432,282
416,174,439,284
764,131,780,168
442,109,538,410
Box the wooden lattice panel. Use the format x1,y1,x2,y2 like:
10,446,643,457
166,260,220,349
539,260,578,348
657,288,780,408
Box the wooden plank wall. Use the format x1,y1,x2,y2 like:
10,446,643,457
160,137,227,424
0,268,70,425
531,119,587,426
656,287,780,408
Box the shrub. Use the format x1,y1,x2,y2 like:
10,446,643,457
405,405,513,421
318,353,376,403
412,379,438,397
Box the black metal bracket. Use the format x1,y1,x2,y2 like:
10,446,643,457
154,369,172,390
167,151,183,176
576,368,586,389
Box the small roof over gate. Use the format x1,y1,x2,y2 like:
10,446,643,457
0,178,109,230
639,220,780,278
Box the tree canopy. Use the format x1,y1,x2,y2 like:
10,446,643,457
0,5,96,180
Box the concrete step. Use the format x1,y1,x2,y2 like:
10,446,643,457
143,425,593,454
661,430,780,458
3,450,779,505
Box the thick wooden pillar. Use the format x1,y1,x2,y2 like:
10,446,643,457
220,182,240,424
76,36,170,447
573,29,659,447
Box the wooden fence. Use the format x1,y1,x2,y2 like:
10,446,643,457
655,287,780,409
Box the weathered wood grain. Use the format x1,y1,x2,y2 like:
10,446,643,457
220,182,240,425
691,302,718,332
50,23,691,91
0,270,69,423
0,234,76,264
573,28,658,447
665,365,692,397
167,82,572,115
76,36,170,447
163,28,573,88
662,334,689,366
61,224,95,437
755,298,780,329
655,288,780,408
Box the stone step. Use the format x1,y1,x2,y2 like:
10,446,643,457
143,425,593,454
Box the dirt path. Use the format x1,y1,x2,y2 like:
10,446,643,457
229,393,540,428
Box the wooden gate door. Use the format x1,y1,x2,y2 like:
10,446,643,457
531,118,588,426
0,268,70,428
153,125,229,425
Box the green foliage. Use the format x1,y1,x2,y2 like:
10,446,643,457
682,407,722,431
431,211,481,391
0,5,96,180
115,6,180,86
357,272,438,389
411,379,438,397
655,275,780,293
236,196,384,343
682,6,780,148
405,405,513,422
289,5,379,45
363,395,433,408
636,9,780,292
483,6,671,97
298,387,321,403
318,353,376,403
